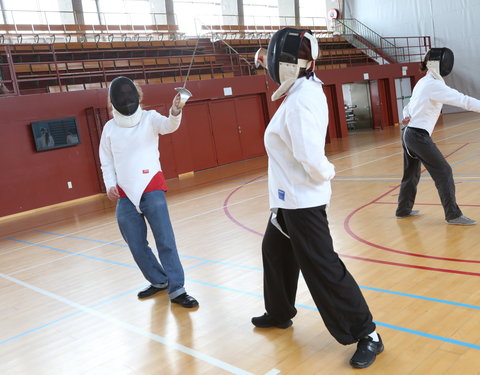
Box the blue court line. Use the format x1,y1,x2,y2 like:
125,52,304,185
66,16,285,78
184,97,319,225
374,322,480,350
3,274,479,351
0,285,142,345
33,231,127,247
334,177,480,183
186,279,480,350
34,230,263,271
6,238,137,269
359,286,480,310
0,262,202,346
451,153,480,166
421,153,480,178
0,310,81,345
182,261,210,271
12,234,480,311
338,173,480,178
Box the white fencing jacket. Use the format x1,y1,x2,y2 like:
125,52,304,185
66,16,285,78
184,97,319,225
403,71,480,135
99,109,182,212
264,74,335,211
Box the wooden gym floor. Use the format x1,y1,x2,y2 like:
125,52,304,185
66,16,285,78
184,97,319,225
1,111,479,375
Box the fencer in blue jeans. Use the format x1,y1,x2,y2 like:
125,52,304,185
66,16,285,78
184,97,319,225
116,190,186,299
99,77,198,307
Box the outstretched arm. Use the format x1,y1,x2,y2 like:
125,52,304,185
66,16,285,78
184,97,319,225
430,81,480,112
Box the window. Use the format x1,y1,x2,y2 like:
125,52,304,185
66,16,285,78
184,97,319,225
243,0,279,26
299,0,327,27
173,0,222,36
2,0,73,24
83,0,152,25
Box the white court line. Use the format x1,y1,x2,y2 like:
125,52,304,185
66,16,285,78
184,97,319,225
0,271,280,375
0,219,118,255
330,117,480,162
264,370,281,375
6,193,270,275
6,120,479,265
335,122,480,174
4,119,480,259
0,180,267,256
335,176,480,182
8,241,117,276
2,121,478,374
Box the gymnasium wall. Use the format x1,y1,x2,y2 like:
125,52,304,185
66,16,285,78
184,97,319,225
0,63,420,217
344,0,480,113
0,75,271,217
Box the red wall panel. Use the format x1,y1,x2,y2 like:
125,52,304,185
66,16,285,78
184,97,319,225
180,102,217,172
209,99,244,165
236,95,267,159
370,80,383,129
0,64,421,216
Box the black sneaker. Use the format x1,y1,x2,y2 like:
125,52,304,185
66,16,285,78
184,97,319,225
171,293,199,308
137,284,168,299
349,334,384,369
251,313,293,329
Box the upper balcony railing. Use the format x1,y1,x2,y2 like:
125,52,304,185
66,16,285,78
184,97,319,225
1,9,331,44
332,18,430,64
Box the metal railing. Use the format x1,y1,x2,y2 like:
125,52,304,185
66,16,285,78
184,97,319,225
332,18,430,64
0,40,253,96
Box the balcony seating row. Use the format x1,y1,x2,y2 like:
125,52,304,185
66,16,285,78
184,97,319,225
46,72,235,93
0,23,182,43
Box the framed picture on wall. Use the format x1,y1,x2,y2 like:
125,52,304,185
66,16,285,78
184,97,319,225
31,117,81,152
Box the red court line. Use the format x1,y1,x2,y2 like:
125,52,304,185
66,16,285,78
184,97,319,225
223,175,265,237
337,254,480,277
222,176,480,276
375,201,480,208
344,142,480,265
343,188,480,264
222,143,480,276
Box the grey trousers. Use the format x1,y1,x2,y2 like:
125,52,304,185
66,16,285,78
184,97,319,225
396,126,462,220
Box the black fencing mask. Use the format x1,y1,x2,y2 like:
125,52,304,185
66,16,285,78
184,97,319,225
427,48,454,77
256,27,318,100
109,76,140,116
266,27,318,86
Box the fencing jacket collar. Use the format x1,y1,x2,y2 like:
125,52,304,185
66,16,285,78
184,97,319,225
112,106,144,128
426,62,445,82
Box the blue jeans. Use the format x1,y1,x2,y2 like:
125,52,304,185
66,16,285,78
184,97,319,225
116,190,186,299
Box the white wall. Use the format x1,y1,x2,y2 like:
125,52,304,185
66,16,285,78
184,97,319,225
345,0,480,112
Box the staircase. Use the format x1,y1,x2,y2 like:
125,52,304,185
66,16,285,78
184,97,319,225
332,18,430,64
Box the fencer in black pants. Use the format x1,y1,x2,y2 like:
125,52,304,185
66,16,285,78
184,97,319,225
253,27,383,369
395,47,480,225
261,206,376,345
396,126,462,221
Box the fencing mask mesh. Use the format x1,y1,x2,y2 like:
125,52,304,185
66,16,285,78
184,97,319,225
109,76,140,116
427,48,454,77
263,28,318,100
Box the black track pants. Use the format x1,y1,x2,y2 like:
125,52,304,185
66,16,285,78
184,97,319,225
261,206,375,345
396,126,462,220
